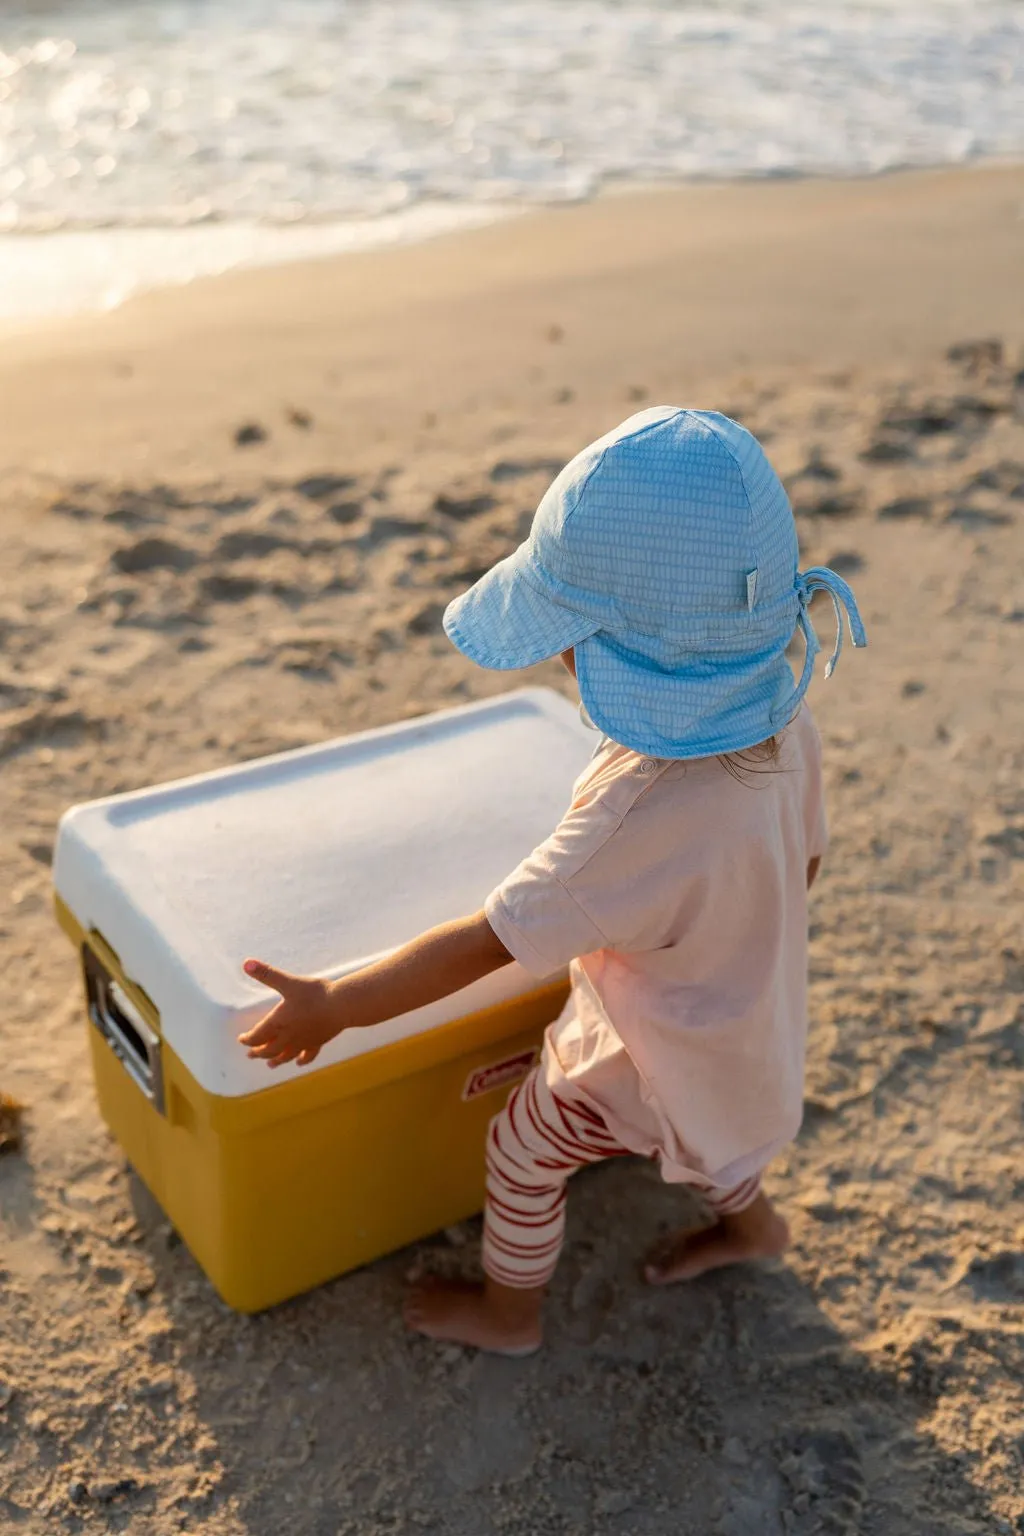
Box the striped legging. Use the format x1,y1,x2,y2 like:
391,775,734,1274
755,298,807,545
483,1066,762,1289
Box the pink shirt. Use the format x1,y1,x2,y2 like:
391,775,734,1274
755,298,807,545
485,706,828,1190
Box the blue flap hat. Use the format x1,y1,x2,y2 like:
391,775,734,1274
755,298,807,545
443,407,866,759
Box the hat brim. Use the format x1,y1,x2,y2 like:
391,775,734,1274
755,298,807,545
443,543,599,671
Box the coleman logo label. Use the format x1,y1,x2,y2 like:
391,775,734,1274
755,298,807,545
462,1049,537,1101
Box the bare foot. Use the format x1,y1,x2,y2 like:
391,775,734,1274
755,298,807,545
644,1193,790,1286
403,1276,544,1357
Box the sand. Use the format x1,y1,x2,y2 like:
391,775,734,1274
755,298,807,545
1,165,1023,1535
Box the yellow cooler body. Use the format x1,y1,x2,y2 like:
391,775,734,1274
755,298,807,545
52,690,593,1312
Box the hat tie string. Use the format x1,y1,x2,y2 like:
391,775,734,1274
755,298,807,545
772,566,868,727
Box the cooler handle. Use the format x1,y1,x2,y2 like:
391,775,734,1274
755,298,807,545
83,946,166,1115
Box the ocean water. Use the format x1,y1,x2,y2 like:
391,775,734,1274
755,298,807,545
1,0,1021,318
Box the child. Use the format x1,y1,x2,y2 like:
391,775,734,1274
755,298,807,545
238,407,866,1356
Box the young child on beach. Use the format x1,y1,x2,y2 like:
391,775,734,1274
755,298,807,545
238,407,866,1356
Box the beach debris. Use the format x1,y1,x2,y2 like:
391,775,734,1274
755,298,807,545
234,421,268,447
286,405,314,429
0,1093,24,1154
67,1480,88,1505
626,384,649,402
91,1477,140,1504
545,323,564,343
553,387,574,404
901,680,926,698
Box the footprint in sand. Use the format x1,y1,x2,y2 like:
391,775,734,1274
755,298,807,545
111,537,197,575
961,1251,1024,1304
876,497,932,522
860,437,916,465
489,458,563,484
946,505,1014,530
213,528,294,561
326,500,363,525
433,491,496,520
966,461,1024,499
199,572,262,604
824,551,864,576
791,492,860,520
880,404,959,437
295,474,357,501
780,1427,865,1535
947,338,1003,374
792,448,843,484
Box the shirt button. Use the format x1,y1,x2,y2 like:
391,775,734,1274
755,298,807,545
639,759,656,775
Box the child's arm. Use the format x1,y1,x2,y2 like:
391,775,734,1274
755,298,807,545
238,911,513,1069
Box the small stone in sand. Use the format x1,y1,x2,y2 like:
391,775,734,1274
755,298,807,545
234,422,268,447
286,406,314,429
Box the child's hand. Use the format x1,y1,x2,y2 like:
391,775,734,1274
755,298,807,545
238,958,341,1068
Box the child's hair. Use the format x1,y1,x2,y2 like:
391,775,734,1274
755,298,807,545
717,734,782,785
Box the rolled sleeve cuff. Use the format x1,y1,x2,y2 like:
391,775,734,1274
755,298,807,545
485,882,606,978
485,890,563,977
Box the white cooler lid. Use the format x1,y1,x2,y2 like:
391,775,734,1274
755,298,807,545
54,688,596,1096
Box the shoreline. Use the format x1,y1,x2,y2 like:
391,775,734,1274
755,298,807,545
1,156,1022,334
1,163,1021,485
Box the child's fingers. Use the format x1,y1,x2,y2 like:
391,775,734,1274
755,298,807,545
242,957,300,996
245,1031,286,1059
295,1046,321,1067
240,1022,278,1048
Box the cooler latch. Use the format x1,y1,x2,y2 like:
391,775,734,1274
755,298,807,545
83,946,165,1115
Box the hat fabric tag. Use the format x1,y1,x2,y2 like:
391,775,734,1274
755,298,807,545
746,569,759,613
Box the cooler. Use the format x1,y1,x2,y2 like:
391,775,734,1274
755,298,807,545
52,688,595,1311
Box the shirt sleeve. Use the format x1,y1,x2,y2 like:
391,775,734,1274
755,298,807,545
485,797,627,977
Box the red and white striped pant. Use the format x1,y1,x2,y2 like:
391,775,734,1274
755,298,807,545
483,1066,763,1289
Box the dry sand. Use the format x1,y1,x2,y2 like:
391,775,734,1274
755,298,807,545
1,166,1023,1535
